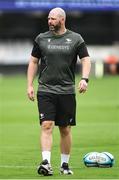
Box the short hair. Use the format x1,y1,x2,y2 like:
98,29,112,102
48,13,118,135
49,7,66,20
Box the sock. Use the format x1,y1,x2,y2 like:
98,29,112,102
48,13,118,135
42,151,51,163
61,153,70,166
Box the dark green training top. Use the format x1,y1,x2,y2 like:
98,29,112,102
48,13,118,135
31,29,89,94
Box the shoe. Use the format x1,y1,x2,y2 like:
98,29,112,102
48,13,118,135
37,159,53,176
60,162,73,175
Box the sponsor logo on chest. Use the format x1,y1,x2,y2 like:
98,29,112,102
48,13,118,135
47,38,72,51
48,44,70,50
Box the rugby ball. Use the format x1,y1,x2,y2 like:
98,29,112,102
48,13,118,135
83,152,99,167
97,152,114,168
83,152,114,168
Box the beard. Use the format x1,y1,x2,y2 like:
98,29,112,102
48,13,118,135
49,21,61,33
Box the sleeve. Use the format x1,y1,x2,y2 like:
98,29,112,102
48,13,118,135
31,41,41,59
77,42,89,59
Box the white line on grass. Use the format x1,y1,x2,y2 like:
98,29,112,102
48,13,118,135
0,165,119,169
0,165,35,169
0,165,85,169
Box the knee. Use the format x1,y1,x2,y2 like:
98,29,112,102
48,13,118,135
42,121,54,133
60,126,71,137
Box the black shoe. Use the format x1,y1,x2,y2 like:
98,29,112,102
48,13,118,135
37,159,53,176
60,162,73,175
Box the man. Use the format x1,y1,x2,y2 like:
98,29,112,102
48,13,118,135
27,7,91,176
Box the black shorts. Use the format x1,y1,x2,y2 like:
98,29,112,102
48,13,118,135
37,92,76,126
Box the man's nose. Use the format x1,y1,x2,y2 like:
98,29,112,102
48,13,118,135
48,19,52,24
49,19,54,25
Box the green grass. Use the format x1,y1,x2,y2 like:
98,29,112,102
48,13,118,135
0,75,119,179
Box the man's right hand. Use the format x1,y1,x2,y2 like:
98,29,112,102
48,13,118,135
27,86,35,101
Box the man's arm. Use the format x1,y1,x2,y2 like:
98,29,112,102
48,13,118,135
78,56,91,93
27,56,39,101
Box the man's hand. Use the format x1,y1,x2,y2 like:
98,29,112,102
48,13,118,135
78,80,88,94
27,86,35,101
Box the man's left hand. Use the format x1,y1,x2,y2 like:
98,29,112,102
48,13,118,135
78,80,88,93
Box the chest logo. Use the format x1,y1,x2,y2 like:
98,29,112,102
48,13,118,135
66,38,72,44
48,39,51,42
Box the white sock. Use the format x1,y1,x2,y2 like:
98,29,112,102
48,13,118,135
61,154,70,166
42,151,51,163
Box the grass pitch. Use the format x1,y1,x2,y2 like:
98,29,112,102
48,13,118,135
0,75,119,179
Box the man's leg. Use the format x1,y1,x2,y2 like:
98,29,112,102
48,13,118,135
41,121,54,159
59,126,73,174
59,126,72,156
38,121,54,176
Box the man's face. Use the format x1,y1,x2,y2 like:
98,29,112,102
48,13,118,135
48,12,62,32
